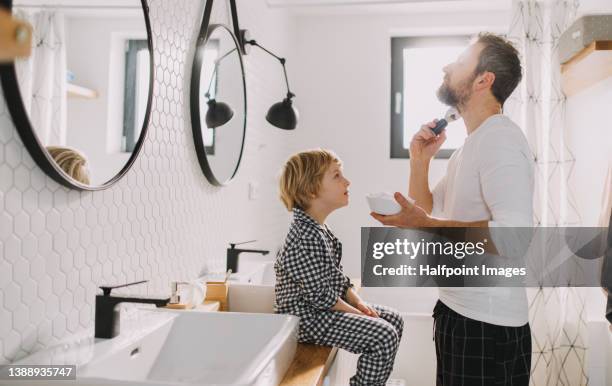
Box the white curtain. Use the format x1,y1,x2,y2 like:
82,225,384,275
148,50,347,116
506,1,589,385
14,10,67,146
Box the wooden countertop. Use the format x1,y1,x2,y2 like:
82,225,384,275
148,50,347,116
280,344,338,386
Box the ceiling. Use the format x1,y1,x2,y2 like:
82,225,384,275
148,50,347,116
266,0,512,14
13,0,143,17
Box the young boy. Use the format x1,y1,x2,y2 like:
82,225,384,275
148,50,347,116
274,149,404,386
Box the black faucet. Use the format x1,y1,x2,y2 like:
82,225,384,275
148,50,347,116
95,280,170,339
226,240,270,273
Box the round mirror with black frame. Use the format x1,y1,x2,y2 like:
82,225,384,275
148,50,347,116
0,0,154,190
190,23,246,187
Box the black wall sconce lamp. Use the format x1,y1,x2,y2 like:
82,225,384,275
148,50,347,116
204,48,238,129
202,0,298,131
242,37,298,131
203,36,298,131
205,91,234,129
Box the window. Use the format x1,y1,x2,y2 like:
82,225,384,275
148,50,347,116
390,36,470,159
199,39,220,155
122,39,150,152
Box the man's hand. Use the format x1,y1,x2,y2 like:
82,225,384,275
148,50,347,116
409,120,447,163
371,192,432,228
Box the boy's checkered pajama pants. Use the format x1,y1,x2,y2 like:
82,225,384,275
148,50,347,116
313,304,404,386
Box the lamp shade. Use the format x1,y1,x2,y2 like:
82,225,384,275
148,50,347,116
205,99,234,129
266,97,298,130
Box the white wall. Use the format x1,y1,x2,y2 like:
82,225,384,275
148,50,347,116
291,10,511,279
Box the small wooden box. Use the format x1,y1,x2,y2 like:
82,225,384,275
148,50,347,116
165,303,195,310
164,300,220,312
205,281,229,311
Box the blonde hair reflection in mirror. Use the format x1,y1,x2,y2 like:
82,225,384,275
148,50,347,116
46,146,91,185
279,148,341,211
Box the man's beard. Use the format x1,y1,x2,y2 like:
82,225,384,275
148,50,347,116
436,82,460,107
436,74,475,108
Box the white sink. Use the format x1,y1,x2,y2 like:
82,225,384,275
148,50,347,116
6,309,297,386
228,261,275,286
228,262,276,313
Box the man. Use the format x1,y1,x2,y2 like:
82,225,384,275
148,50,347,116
372,33,534,385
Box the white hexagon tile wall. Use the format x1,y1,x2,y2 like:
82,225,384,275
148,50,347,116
0,0,299,364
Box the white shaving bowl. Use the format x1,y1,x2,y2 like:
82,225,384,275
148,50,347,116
366,192,402,215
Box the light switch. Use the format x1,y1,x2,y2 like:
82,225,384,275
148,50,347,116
248,182,259,200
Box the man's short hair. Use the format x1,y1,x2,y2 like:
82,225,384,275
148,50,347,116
475,32,522,106
279,149,341,211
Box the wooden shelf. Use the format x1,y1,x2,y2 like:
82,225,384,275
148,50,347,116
561,41,612,97
67,83,98,99
0,9,32,62
280,344,337,386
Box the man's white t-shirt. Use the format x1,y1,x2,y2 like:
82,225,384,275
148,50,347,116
431,114,535,327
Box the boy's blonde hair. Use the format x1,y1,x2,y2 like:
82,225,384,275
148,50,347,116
46,146,91,185
279,149,341,211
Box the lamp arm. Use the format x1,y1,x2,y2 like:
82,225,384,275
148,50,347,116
205,47,238,98
205,62,218,98
280,61,294,98
246,40,282,61
246,40,294,98
215,47,238,65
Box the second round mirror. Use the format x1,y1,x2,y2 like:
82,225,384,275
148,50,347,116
190,23,246,186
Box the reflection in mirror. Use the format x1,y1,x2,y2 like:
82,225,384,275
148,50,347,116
193,24,246,186
10,0,152,187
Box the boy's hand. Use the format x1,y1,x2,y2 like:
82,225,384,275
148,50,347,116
347,307,366,316
333,297,379,317
345,287,379,318
356,302,379,318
